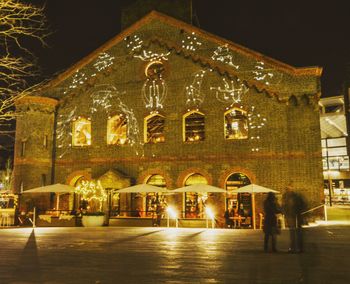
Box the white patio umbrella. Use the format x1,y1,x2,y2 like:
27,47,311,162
115,184,170,193
23,183,75,211
230,184,279,229
23,183,75,194
172,184,226,193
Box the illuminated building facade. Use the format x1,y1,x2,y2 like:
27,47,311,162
13,6,324,221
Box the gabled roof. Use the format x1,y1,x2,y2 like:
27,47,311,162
43,11,322,97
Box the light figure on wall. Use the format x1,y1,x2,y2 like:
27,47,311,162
89,85,142,149
211,78,248,105
248,106,267,152
93,52,115,72
56,106,77,158
181,31,202,51
252,61,282,86
185,70,206,109
125,34,171,62
211,44,239,70
142,61,167,111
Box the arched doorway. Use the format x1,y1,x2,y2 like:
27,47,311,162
184,173,208,218
144,174,166,216
225,173,251,217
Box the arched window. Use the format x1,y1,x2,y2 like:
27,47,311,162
225,173,251,218
224,108,248,139
145,174,166,216
144,113,165,144
184,173,208,218
72,117,91,146
107,114,127,145
183,111,205,142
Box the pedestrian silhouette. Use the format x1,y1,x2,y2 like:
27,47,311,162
263,192,280,252
282,185,306,253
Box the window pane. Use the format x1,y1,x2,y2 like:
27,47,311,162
327,147,347,156
327,137,346,147
72,118,91,146
107,115,127,145
145,114,165,144
225,109,248,139
184,112,205,142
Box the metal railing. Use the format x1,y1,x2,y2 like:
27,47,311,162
301,204,328,222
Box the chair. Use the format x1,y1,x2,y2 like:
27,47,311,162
1,213,10,227
259,213,264,229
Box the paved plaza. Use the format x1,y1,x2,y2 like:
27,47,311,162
0,224,349,284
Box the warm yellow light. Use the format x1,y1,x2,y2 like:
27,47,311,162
166,206,177,219
205,207,215,220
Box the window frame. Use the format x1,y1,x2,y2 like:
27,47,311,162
183,110,205,143
144,112,165,144
106,114,128,146
72,116,92,147
224,107,249,140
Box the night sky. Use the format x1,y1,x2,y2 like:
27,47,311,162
27,0,350,96
1,0,350,166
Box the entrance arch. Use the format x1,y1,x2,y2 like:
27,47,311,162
184,173,208,218
225,173,251,221
144,174,167,216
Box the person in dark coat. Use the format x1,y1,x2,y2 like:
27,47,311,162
282,186,306,253
263,192,280,253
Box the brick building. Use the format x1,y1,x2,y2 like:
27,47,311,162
13,6,324,220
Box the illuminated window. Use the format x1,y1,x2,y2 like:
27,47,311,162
225,173,251,217
107,114,127,145
145,174,166,216
72,117,91,146
184,173,208,218
183,111,205,142
224,108,248,139
144,113,165,144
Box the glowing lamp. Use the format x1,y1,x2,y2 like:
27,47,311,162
205,207,215,220
166,206,177,219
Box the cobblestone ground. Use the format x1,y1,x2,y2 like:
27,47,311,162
0,225,349,284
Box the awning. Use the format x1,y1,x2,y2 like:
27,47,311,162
115,184,169,193
230,184,279,194
23,183,75,194
172,184,226,193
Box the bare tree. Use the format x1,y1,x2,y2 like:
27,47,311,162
0,0,48,127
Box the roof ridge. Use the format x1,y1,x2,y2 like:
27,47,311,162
41,10,322,94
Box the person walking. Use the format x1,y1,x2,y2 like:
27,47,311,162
263,192,280,253
282,185,306,253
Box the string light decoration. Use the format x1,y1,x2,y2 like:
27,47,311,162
211,44,239,69
252,61,282,86
75,180,107,212
56,107,77,158
93,52,115,72
142,77,167,110
90,85,117,115
247,106,267,152
90,85,142,150
211,78,249,105
134,50,170,62
142,60,168,111
181,31,202,51
68,70,88,90
125,34,143,53
125,34,171,62
185,70,206,109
